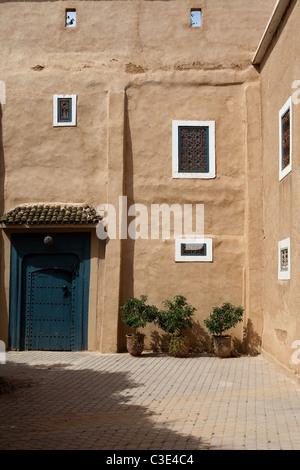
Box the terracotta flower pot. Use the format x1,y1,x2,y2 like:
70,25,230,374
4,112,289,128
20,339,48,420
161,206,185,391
126,334,145,356
213,335,231,358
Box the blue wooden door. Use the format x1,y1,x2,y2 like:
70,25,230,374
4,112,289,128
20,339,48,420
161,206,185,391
21,254,79,351
9,232,91,351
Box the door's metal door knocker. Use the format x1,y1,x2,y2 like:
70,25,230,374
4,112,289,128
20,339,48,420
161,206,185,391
62,285,71,298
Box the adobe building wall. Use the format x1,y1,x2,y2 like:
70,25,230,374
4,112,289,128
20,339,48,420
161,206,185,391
259,0,300,378
0,0,275,352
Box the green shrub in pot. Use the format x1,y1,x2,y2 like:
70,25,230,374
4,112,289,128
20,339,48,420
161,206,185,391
204,303,244,358
120,295,158,356
155,295,196,357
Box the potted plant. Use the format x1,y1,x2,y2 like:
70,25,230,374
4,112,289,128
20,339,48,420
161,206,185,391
204,303,244,358
120,295,158,356
155,295,196,357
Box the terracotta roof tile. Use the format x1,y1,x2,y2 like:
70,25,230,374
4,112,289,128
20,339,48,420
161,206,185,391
1,204,102,225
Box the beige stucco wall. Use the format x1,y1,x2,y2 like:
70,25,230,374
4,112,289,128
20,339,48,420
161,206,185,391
259,0,300,378
0,0,276,73
0,0,276,353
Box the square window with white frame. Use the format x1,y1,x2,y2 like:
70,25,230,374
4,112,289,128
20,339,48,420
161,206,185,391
279,97,292,181
175,238,213,262
53,94,77,127
172,120,216,179
278,238,290,280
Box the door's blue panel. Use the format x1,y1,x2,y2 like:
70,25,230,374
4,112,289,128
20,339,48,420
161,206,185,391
22,254,78,351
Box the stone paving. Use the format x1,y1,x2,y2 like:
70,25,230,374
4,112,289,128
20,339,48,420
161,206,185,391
0,351,299,450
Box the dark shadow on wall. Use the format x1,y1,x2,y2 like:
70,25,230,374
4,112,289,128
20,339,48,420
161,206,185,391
0,356,211,450
242,319,262,355
118,93,135,352
189,321,211,353
150,330,170,353
150,321,212,354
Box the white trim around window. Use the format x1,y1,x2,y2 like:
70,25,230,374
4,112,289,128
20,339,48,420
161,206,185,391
175,237,213,262
53,94,77,127
278,237,290,280
172,120,216,179
279,97,292,181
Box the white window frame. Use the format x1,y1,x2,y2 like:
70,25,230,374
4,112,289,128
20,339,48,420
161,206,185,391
66,9,76,28
279,97,292,181
53,94,77,127
190,9,202,27
278,238,290,280
172,120,216,179
175,237,213,262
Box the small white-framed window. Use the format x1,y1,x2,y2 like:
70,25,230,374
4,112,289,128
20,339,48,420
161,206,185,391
172,120,216,179
175,238,213,262
66,9,76,27
53,94,77,127
278,238,290,280
279,97,292,181
190,9,202,27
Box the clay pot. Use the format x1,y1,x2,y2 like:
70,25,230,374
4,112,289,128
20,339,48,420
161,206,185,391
213,335,232,358
126,334,145,357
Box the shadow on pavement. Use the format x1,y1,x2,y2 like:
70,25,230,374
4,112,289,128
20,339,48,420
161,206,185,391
0,357,210,450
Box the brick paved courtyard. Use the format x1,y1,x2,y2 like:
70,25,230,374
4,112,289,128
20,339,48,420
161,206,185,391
0,351,299,450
